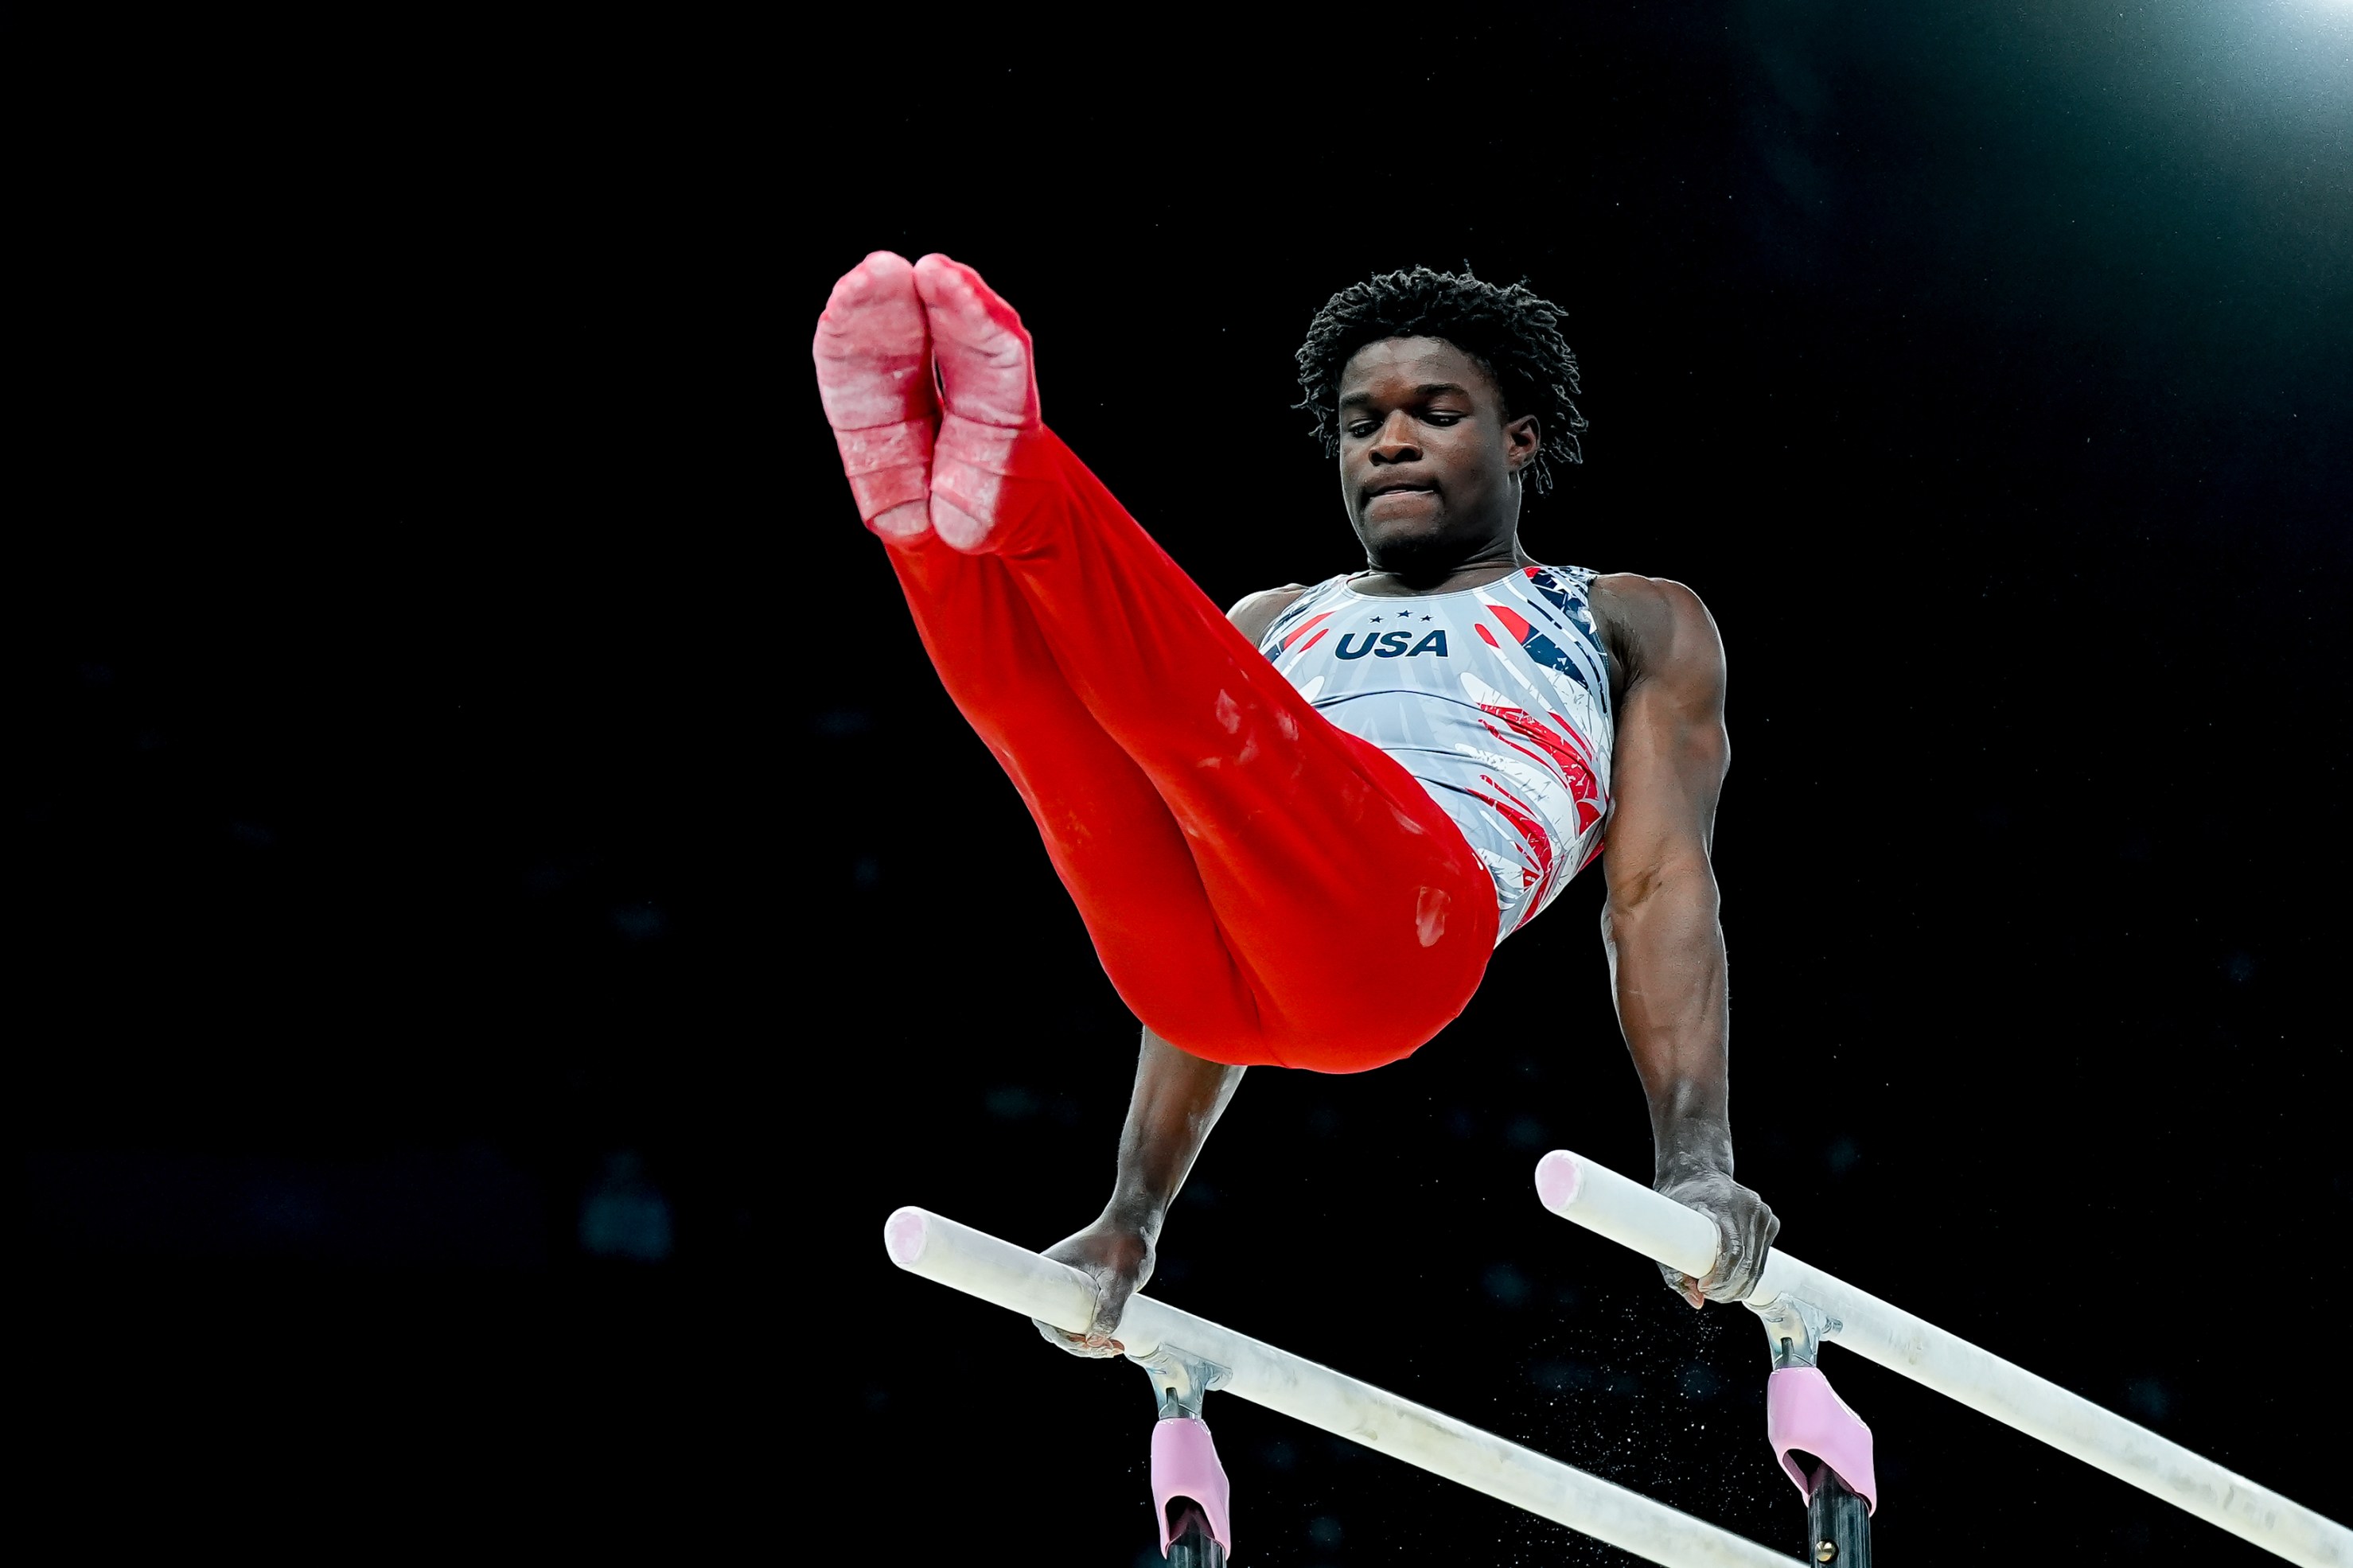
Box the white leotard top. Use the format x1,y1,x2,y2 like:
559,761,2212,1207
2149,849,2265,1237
1257,562,1615,940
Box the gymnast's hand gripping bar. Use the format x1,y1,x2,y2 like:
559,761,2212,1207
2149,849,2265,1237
1533,1150,2352,1566
884,1206,1787,1568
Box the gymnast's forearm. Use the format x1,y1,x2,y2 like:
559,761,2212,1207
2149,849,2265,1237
1602,856,1734,1181
1099,1026,1246,1237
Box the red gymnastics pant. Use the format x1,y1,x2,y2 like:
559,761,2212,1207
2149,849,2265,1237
883,426,1498,1072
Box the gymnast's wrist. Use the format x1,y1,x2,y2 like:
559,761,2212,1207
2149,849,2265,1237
1651,1131,1734,1186
1098,1191,1168,1239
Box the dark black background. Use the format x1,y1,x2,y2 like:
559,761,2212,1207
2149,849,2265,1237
14,4,2349,1562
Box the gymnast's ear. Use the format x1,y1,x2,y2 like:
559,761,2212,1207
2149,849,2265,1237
1503,412,1541,476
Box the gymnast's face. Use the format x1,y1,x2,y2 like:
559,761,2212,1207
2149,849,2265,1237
1336,337,1539,577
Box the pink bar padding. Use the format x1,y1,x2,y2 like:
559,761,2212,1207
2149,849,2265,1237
1534,1150,1582,1212
1151,1416,1233,1557
1766,1367,1878,1514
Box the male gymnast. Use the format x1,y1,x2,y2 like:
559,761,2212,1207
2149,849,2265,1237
813,251,1776,1354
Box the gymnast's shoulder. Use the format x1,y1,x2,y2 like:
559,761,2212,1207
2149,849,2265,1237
1586,573,1725,689
1226,584,1312,643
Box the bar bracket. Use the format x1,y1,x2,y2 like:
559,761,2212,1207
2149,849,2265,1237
1750,1291,1841,1371
1137,1341,1231,1421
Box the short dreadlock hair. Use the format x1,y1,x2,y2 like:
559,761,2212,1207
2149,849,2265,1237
1295,266,1588,494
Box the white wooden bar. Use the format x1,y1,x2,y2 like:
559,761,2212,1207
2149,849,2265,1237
1533,1150,2351,1567
883,1206,1787,1568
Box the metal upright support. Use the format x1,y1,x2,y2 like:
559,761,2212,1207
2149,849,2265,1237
1806,1466,1871,1566
1752,1292,1876,1566
1139,1346,1233,1566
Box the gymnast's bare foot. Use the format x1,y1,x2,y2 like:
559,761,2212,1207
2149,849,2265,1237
914,253,1042,551
812,251,937,542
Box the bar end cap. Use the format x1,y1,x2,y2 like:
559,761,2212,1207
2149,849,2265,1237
1534,1150,1584,1214
884,1206,929,1267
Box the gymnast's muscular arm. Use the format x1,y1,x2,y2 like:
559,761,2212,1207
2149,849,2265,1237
1035,1029,1246,1356
1590,574,1779,1308
1033,584,1307,1356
